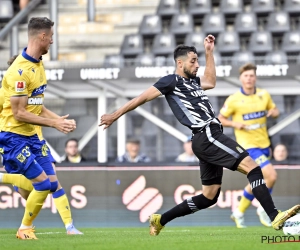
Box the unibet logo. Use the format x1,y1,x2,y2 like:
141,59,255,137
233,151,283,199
122,176,163,223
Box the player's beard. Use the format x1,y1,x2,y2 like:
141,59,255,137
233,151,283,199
183,67,196,79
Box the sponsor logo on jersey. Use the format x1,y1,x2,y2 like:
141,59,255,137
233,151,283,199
28,97,43,105
32,68,35,73
242,111,266,120
18,69,23,76
15,81,26,92
31,84,47,96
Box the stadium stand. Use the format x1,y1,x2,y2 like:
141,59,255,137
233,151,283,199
1,0,300,163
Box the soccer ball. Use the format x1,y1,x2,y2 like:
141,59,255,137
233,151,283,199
283,213,300,236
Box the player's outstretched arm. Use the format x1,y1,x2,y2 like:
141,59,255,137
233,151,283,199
200,35,216,91
99,86,161,130
10,96,75,134
267,107,280,118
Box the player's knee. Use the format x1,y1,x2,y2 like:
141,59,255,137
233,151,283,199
32,178,51,191
50,180,58,192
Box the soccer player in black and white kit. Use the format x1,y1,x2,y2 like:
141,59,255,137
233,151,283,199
100,35,300,235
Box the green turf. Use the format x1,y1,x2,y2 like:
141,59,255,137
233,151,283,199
0,227,299,250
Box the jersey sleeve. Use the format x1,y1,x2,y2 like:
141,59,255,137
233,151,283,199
266,92,276,110
5,70,30,97
219,95,236,118
153,75,176,95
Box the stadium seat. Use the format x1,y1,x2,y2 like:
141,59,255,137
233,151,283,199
188,0,211,16
170,14,194,35
217,31,240,53
284,0,300,13
139,15,162,36
152,33,176,55
202,13,225,35
234,13,257,34
0,0,13,22
199,51,222,66
157,0,180,17
232,51,255,65
120,34,144,56
103,54,124,68
135,53,155,66
266,12,290,33
220,0,243,15
264,51,288,65
248,31,273,53
251,0,275,14
184,32,205,54
281,31,300,53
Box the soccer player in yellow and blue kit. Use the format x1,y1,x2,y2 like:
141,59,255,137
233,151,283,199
0,58,82,234
218,63,279,228
0,17,76,240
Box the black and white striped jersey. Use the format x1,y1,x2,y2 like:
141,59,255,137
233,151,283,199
153,74,220,130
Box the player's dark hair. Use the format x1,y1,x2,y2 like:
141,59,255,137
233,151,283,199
239,63,257,75
28,17,54,36
65,138,79,147
174,45,197,62
7,55,18,66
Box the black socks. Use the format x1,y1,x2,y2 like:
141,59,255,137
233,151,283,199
247,167,278,221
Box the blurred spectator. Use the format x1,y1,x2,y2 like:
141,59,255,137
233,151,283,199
116,138,151,163
62,138,86,163
272,143,290,165
175,137,198,163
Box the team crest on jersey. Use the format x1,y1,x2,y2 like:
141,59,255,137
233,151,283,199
15,81,26,92
18,69,23,76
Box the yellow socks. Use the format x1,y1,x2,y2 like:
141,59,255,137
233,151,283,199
53,188,72,227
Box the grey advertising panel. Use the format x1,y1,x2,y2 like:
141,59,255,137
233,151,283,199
0,166,299,228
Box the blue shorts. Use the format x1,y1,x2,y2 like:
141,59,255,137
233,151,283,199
247,147,271,168
0,132,55,179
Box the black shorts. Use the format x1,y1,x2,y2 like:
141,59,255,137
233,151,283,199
192,124,249,185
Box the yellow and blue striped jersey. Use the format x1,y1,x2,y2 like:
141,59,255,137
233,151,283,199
220,88,276,149
0,48,47,136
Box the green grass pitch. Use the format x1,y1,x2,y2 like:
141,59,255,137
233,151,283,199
0,227,298,250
